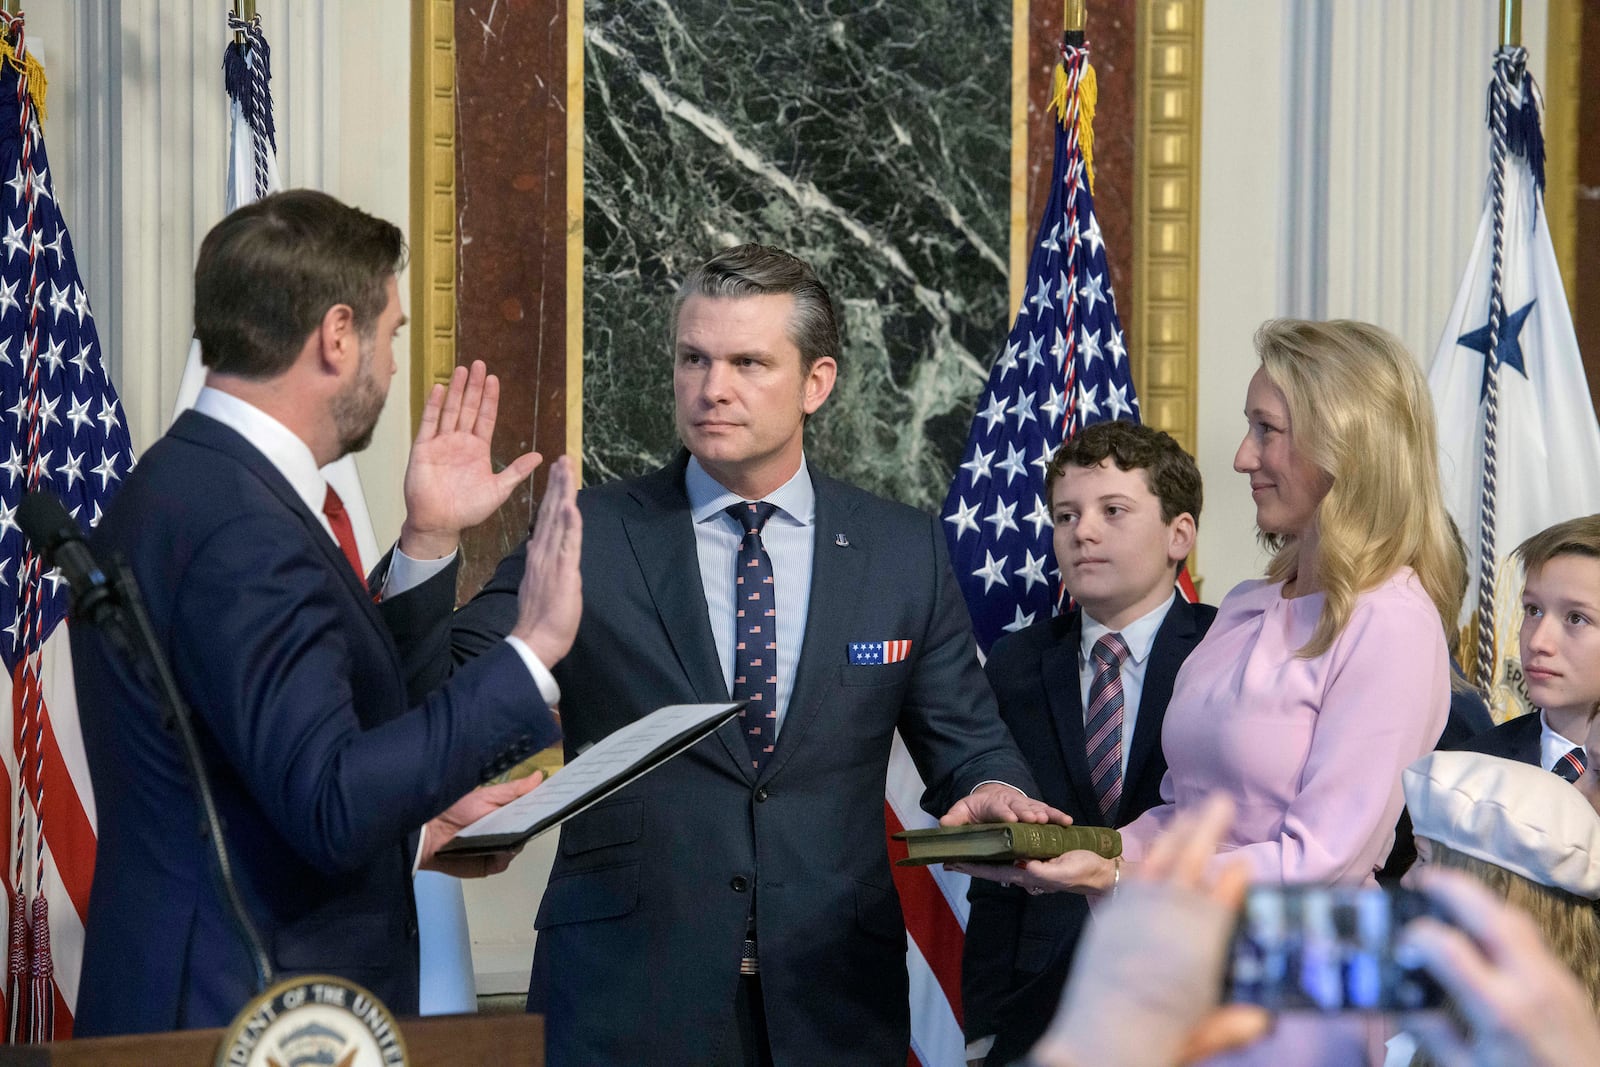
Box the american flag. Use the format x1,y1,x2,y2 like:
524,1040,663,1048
850,640,911,665
0,13,135,1042
886,41,1143,1066
941,41,1138,656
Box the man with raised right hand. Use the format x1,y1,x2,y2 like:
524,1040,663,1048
71,189,581,1035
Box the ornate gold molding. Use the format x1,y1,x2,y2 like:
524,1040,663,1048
1544,0,1580,309
1132,0,1202,459
408,0,457,430
1008,3,1030,316
567,0,584,471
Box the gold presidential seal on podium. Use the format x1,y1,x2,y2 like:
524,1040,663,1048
215,974,409,1067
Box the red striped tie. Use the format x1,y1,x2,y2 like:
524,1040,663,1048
1555,746,1588,784
1085,632,1129,820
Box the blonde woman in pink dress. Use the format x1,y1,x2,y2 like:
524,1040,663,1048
959,320,1459,1065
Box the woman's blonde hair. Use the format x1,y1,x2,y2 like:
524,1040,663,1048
1423,838,1600,1012
1255,319,1461,657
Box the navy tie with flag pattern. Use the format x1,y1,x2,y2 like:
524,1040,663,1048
729,501,779,770
1085,633,1129,820
1554,745,1587,785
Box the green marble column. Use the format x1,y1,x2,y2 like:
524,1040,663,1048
583,0,1012,509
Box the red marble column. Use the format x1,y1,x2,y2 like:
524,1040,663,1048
1577,10,1600,420
1027,0,1137,352
453,0,571,594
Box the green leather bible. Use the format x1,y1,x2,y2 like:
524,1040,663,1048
892,823,1121,866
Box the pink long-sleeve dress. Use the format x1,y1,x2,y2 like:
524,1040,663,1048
1121,567,1449,1066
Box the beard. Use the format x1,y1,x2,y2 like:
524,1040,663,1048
331,338,387,456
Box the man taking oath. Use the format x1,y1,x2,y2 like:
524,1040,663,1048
451,244,1062,1066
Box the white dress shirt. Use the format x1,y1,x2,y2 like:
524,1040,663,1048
1539,711,1584,773
1078,591,1177,777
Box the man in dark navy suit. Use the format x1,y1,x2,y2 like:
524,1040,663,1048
71,190,582,1034
449,244,1062,1066
960,420,1214,1066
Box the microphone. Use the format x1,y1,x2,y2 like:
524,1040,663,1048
17,490,120,628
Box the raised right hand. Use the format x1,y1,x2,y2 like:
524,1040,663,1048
510,455,582,667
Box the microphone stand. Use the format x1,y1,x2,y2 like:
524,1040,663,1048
98,555,275,993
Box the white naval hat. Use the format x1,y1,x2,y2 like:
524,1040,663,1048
1404,749,1600,900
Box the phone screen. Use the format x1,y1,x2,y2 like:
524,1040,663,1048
1226,884,1445,1012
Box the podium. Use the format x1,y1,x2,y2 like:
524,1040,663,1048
0,1012,543,1066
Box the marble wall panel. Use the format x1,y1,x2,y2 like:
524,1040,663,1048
582,0,1014,509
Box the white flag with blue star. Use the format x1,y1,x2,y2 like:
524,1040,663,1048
1427,56,1600,721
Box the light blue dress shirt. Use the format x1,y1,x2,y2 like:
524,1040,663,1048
686,455,815,737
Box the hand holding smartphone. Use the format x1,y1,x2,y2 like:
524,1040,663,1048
1226,884,1446,1013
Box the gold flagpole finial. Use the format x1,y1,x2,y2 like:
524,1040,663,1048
1498,0,1521,47
1064,0,1087,35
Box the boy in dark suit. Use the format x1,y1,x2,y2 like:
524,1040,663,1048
961,420,1214,1066
1459,515,1600,777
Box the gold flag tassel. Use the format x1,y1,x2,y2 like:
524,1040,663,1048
1047,51,1097,194
0,21,48,123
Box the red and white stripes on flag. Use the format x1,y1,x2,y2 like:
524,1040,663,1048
0,12,137,1041
887,734,968,1067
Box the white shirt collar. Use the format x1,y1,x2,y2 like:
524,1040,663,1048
1540,709,1584,759
193,386,327,518
686,455,816,528
1080,590,1177,667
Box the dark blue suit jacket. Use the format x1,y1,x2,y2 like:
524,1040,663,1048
1455,709,1541,764
71,411,559,1035
962,598,1215,1065
449,454,1038,1066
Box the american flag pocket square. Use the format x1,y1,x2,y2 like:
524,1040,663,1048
849,640,912,665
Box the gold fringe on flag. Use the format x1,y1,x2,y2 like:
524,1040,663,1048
1047,57,1096,193
0,34,46,123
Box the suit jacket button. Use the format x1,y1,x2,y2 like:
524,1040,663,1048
730,876,749,892
406,919,419,939
754,788,768,803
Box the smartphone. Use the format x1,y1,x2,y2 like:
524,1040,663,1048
1225,884,1445,1012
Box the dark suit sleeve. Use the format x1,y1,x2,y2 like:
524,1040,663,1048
370,549,464,702
447,542,528,665
897,515,1038,817
170,515,558,876
962,860,1025,1042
